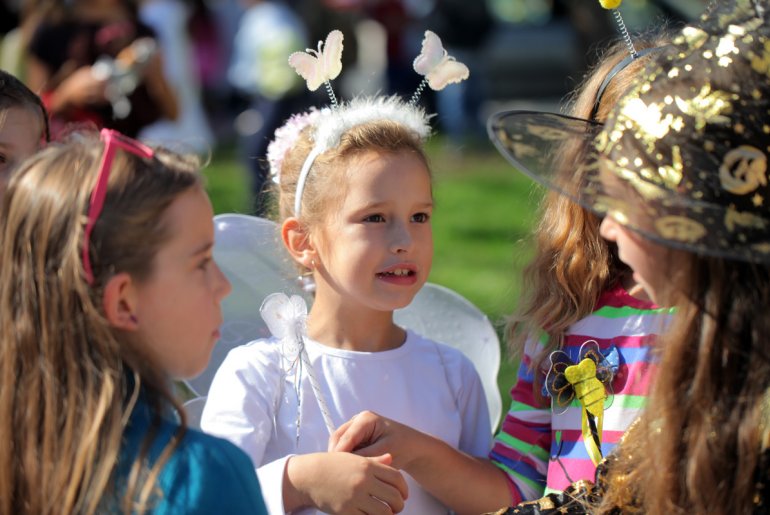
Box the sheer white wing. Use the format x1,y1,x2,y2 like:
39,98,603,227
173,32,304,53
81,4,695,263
186,214,502,431
393,284,502,429
183,396,208,430
184,214,309,397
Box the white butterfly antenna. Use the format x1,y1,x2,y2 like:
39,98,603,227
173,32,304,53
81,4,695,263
324,80,339,109
409,78,429,106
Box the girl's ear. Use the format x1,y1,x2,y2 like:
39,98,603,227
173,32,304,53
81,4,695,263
102,272,140,331
281,217,317,269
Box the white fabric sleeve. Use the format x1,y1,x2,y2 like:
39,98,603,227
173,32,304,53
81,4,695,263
201,341,287,513
439,345,493,456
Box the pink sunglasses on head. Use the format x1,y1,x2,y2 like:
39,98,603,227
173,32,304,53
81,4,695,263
82,128,155,284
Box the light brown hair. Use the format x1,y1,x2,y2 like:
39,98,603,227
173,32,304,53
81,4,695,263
592,5,770,510
0,130,201,514
597,255,770,514
506,33,670,378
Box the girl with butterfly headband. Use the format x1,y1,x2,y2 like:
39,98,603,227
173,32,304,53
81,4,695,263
201,28,490,515
329,2,675,513
0,129,267,514
488,1,770,512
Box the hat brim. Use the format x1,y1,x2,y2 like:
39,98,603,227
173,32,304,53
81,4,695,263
487,110,770,264
487,109,601,199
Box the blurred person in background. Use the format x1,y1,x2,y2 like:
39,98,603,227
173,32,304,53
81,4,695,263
137,0,214,153
229,0,310,216
25,0,178,138
422,0,493,149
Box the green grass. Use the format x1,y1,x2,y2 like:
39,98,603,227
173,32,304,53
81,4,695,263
201,139,544,416
424,140,543,405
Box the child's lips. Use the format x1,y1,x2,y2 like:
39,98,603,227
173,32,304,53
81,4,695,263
376,265,418,285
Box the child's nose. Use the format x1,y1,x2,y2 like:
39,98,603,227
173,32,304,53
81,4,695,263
213,261,232,300
599,215,618,241
389,222,413,253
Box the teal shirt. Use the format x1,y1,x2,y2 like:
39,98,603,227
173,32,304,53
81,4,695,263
120,397,268,514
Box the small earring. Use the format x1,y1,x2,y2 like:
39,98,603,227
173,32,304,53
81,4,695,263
130,314,138,324
297,260,316,293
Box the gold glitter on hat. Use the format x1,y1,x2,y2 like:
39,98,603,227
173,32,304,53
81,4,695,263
489,1,770,263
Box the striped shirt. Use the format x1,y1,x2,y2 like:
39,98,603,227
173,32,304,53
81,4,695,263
489,284,675,503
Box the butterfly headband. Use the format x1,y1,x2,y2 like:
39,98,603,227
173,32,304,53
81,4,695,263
268,29,469,217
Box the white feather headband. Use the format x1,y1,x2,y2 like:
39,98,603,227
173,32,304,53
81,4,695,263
270,29,468,217
292,96,431,216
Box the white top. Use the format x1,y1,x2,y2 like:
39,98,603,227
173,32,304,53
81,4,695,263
201,329,492,515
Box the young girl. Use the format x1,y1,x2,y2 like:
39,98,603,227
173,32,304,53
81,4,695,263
489,1,770,512
0,129,267,515
201,94,492,515
327,32,673,515
489,30,675,502
0,69,49,187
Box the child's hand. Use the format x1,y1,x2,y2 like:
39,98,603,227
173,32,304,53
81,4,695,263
329,410,421,470
55,66,108,109
284,451,409,514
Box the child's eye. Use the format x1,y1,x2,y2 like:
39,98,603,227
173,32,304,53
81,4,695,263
364,214,385,223
412,212,430,223
198,257,212,270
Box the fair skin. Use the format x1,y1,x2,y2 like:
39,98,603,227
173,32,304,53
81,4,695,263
0,106,43,190
104,186,232,379
284,150,434,352
329,411,512,515
277,150,434,513
599,216,674,306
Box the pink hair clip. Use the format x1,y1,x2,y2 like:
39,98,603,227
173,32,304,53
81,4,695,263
82,128,154,284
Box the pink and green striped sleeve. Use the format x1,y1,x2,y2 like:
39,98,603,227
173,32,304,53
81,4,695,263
489,336,551,503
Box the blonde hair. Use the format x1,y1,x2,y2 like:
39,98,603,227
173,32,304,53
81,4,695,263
506,33,670,376
0,130,201,514
275,118,430,269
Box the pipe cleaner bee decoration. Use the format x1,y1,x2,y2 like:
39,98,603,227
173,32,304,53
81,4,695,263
545,340,619,466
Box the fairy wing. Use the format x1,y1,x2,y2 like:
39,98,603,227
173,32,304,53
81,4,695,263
184,396,207,430
184,214,309,397
288,51,324,91
393,283,502,431
322,29,344,82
